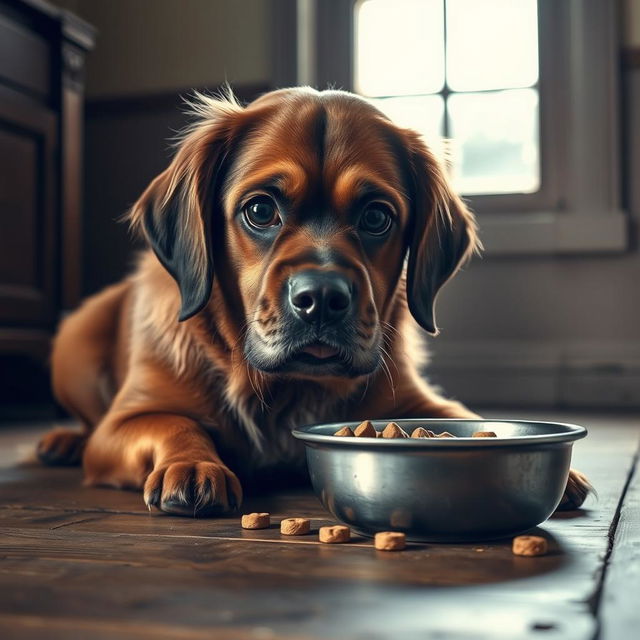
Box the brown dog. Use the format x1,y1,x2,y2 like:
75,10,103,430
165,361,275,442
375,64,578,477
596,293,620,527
38,88,590,515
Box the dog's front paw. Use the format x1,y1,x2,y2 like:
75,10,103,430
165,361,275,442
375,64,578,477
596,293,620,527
37,429,86,466
143,461,242,516
556,468,594,511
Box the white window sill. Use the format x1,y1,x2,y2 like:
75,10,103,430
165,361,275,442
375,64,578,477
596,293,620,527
478,210,629,256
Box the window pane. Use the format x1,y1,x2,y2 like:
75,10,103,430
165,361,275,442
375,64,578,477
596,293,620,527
355,0,444,97
446,0,538,92
369,95,445,160
448,89,540,195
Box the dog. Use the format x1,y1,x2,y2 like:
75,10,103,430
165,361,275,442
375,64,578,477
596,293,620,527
37,87,591,515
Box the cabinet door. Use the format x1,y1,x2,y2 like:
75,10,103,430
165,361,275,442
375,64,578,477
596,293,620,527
0,90,57,327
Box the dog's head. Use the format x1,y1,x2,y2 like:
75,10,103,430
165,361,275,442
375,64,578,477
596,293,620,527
129,88,478,379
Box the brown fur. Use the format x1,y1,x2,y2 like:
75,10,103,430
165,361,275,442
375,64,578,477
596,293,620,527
38,88,590,514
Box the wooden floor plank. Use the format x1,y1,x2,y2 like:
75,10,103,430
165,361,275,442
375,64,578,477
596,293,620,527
0,414,638,639
0,614,315,640
0,522,572,586
598,439,640,640
0,465,329,518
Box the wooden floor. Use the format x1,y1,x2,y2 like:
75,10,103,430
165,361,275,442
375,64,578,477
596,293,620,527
0,410,638,640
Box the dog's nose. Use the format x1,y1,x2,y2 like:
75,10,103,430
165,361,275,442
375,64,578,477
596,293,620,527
289,271,353,325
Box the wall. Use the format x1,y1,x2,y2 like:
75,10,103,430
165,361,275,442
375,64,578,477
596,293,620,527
622,0,640,47
55,0,271,98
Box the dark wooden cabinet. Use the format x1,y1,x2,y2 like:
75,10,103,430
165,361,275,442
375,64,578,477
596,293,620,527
0,0,94,418
0,88,57,328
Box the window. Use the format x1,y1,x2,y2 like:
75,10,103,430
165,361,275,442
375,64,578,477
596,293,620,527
274,0,627,254
355,0,540,196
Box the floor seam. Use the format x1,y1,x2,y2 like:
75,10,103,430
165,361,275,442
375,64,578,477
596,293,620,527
49,515,104,530
589,433,640,640
0,504,155,516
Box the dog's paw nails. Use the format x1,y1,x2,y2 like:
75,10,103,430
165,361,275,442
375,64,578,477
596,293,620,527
144,483,162,511
144,460,242,517
557,468,594,511
37,429,86,467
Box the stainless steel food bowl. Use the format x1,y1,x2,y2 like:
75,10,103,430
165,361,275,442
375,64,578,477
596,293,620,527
292,419,587,542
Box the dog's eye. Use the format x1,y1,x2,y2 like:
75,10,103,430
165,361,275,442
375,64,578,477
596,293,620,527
243,197,281,229
359,203,393,236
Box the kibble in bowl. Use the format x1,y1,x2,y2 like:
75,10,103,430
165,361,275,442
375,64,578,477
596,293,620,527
294,419,587,542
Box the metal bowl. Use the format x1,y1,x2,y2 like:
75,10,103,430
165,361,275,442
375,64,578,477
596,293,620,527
292,419,587,542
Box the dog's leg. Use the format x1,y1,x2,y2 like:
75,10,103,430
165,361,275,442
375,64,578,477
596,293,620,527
557,469,593,510
39,283,130,467
37,428,87,466
83,412,242,516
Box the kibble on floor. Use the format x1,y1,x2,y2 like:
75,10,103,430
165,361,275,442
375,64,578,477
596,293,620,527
374,531,406,551
280,517,311,536
512,535,548,556
241,512,270,529
319,525,350,543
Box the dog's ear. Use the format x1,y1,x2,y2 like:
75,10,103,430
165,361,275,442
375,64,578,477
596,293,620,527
127,93,243,321
403,131,480,335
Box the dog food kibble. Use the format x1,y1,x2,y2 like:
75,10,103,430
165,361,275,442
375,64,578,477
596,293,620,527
512,535,548,557
374,531,407,551
241,512,270,529
280,518,311,536
354,420,377,438
331,419,504,441
382,422,409,438
319,525,351,544
411,427,435,438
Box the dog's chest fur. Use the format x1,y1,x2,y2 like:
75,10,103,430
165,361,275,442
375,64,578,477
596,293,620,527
221,376,353,470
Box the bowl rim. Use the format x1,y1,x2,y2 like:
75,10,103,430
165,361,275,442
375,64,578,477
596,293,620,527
292,418,588,448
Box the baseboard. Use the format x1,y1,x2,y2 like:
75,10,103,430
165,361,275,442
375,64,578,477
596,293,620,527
425,340,640,409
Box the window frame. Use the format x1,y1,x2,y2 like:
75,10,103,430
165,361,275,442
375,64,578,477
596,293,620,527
272,0,627,255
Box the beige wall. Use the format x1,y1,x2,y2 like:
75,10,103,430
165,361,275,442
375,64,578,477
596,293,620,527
54,0,271,98
622,0,640,47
